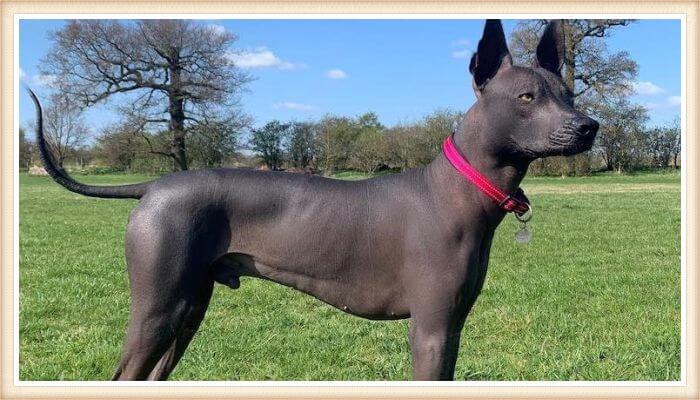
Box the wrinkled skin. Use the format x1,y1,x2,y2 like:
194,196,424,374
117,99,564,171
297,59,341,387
30,19,598,381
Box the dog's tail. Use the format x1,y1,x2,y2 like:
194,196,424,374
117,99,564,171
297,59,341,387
27,88,152,199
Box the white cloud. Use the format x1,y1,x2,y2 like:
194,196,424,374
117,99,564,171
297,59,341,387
632,81,666,95
666,95,681,106
450,38,473,59
19,67,26,81
226,47,303,70
206,24,227,36
644,95,681,110
273,102,316,111
325,69,348,79
32,74,58,88
451,38,472,47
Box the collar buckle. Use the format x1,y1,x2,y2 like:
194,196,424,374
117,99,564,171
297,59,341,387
497,195,513,208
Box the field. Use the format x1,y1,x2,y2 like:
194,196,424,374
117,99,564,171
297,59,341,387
18,170,681,381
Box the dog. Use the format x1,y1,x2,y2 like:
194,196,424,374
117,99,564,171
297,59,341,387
28,19,598,381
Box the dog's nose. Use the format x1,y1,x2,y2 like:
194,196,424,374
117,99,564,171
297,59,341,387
573,117,599,138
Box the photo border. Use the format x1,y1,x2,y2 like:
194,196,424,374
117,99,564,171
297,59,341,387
1,1,697,398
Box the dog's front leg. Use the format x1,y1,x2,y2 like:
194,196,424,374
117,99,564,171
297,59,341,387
409,321,463,380
408,301,468,380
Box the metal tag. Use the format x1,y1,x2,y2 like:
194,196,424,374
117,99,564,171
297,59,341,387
514,203,533,244
515,223,532,244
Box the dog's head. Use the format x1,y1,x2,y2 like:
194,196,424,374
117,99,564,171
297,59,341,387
466,19,599,162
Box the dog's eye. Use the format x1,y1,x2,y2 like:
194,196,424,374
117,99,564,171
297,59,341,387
518,93,534,103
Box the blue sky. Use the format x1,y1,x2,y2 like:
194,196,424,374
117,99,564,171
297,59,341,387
18,18,681,135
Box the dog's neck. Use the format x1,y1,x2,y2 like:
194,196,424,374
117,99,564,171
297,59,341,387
425,110,529,222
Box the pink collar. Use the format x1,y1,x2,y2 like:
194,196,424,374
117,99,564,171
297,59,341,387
442,135,530,217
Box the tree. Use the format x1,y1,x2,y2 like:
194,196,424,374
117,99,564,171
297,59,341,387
423,109,463,159
131,130,174,174
19,127,35,169
41,93,89,168
287,122,319,170
647,119,680,168
510,19,638,175
42,20,251,171
592,95,648,172
72,146,95,170
347,113,385,174
380,110,462,172
510,19,637,105
95,123,143,171
349,129,386,175
384,123,428,171
672,118,681,169
250,121,291,170
314,112,388,174
316,116,360,174
187,115,250,169
356,112,383,133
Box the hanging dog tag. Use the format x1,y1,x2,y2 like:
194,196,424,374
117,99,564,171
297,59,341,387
515,222,532,244
514,204,533,244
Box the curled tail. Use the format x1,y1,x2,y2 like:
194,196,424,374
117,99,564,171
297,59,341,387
27,88,152,199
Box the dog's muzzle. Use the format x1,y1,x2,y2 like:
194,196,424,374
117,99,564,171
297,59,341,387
571,116,599,139
548,116,599,155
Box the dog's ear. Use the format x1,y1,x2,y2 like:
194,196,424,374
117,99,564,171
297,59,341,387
533,20,565,75
469,19,512,93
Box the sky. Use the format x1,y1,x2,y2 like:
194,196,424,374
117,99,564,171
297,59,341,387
17,18,681,137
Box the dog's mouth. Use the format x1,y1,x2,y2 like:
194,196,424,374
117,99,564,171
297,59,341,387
547,125,596,156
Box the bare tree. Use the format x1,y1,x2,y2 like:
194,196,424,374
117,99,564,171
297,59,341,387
42,20,252,171
41,93,89,168
592,95,649,172
95,123,143,172
671,117,681,169
647,118,681,169
510,19,637,105
384,123,431,171
19,127,36,169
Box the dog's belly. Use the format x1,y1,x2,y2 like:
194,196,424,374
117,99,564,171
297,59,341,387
187,168,422,319
213,253,410,320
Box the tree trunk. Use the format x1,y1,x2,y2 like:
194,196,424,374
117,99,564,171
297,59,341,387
563,21,577,177
57,151,65,169
169,54,189,171
602,152,613,171
563,22,576,97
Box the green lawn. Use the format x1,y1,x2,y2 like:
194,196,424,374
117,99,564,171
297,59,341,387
18,170,681,381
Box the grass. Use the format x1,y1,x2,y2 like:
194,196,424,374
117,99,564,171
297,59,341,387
18,169,681,381
332,170,394,179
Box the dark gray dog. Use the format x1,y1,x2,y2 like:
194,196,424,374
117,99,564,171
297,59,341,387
29,19,598,381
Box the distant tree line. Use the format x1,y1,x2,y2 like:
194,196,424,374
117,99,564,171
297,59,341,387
21,106,680,176
246,109,464,175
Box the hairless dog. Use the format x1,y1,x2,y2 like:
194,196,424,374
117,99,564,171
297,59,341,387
29,19,598,380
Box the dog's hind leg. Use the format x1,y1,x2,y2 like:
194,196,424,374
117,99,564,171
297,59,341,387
144,278,214,380
112,211,222,381
111,258,215,381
